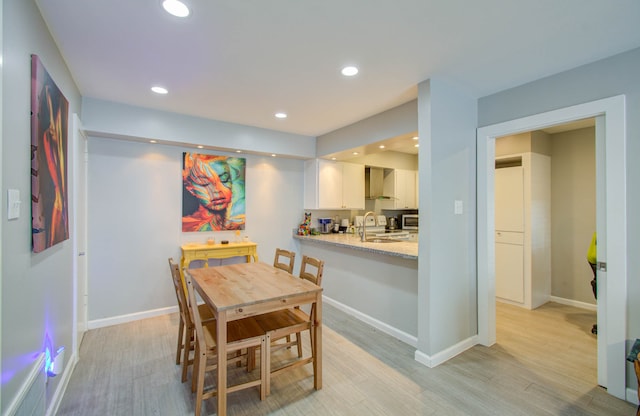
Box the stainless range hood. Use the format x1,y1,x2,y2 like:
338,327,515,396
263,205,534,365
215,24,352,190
365,167,393,200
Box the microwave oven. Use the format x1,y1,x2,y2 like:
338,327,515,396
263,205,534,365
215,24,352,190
401,214,418,230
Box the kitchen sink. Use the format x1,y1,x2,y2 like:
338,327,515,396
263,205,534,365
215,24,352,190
365,238,403,243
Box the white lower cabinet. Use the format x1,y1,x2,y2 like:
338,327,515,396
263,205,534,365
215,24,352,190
495,231,524,303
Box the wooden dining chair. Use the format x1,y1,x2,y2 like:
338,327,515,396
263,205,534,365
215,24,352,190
184,271,269,416
273,248,296,274
272,248,297,347
294,255,324,354
168,258,215,382
254,255,324,380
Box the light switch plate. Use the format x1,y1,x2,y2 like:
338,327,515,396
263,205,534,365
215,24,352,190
454,200,463,215
7,189,21,220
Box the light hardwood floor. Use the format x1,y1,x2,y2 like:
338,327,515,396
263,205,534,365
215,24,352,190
56,302,635,415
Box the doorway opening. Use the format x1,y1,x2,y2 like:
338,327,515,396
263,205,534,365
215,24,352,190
476,96,627,399
493,121,599,386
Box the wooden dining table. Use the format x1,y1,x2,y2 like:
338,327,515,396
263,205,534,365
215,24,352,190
185,262,323,416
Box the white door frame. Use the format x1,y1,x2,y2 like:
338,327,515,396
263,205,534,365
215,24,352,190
71,113,88,361
476,95,627,399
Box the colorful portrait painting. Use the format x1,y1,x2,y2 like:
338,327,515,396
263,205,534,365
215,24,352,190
31,55,70,253
182,152,246,232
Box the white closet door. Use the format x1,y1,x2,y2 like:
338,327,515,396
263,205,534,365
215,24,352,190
495,166,524,232
495,231,525,303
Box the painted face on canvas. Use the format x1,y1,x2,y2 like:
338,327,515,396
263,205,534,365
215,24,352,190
185,157,233,212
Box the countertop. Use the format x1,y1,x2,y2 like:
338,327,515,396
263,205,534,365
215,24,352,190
293,233,418,260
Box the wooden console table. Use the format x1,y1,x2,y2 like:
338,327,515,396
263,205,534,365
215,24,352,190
180,241,259,282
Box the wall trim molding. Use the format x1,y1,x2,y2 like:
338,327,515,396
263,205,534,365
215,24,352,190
414,336,478,368
322,296,417,348
4,354,45,416
88,305,178,330
45,352,78,416
549,296,597,311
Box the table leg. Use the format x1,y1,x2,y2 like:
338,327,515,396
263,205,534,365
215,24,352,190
263,332,271,397
217,311,228,416
313,294,323,390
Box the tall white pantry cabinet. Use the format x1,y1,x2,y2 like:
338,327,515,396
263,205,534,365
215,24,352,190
495,152,551,309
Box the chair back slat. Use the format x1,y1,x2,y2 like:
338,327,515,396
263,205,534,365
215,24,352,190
183,271,208,355
168,258,193,327
274,248,296,274
299,255,324,287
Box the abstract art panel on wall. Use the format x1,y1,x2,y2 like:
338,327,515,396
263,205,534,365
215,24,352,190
31,55,69,253
182,152,246,231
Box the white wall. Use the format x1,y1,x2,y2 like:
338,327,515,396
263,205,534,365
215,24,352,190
2,0,82,413
314,80,478,365
316,100,417,157
82,97,316,159
0,0,5,409
87,137,305,321
478,46,640,391
348,151,419,170
416,78,478,358
296,241,418,340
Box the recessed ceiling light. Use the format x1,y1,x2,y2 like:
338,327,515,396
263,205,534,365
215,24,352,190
236,150,242,153
275,112,287,119
379,145,385,149
414,144,420,148
341,66,359,76
162,0,190,17
352,152,359,155
149,140,157,144
151,86,168,94
271,154,277,157
331,157,337,160
196,145,203,149
412,136,419,140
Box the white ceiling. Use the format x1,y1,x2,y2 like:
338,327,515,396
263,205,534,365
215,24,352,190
36,0,640,139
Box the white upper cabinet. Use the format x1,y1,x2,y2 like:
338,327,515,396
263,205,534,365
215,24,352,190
397,169,417,209
304,159,365,209
340,162,366,209
495,166,524,232
381,169,418,209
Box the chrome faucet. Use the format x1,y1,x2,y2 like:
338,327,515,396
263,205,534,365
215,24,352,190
361,211,375,242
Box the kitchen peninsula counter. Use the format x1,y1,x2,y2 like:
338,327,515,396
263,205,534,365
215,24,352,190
294,232,418,344
293,233,418,260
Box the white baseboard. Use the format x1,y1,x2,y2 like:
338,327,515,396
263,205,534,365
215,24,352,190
322,296,418,348
46,351,78,416
549,296,597,311
88,305,178,329
414,335,478,368
627,387,639,406
4,353,46,416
